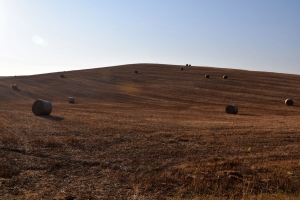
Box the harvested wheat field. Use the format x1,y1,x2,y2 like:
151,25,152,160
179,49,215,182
1,63,300,199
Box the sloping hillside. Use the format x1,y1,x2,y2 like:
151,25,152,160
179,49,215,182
2,63,300,108
1,64,300,199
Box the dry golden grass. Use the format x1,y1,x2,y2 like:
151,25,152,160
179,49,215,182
1,63,300,199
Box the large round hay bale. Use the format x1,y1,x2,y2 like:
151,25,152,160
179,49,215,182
180,67,183,70
285,99,293,106
223,75,228,79
205,74,209,78
68,97,75,104
32,99,52,115
12,84,18,90
226,104,238,114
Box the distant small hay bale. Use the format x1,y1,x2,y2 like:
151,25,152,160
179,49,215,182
135,70,138,74
32,99,52,115
223,75,228,79
68,97,75,104
205,74,209,78
12,84,18,90
60,74,65,78
186,64,188,66
180,67,184,70
189,64,191,66
285,99,293,106
226,104,238,114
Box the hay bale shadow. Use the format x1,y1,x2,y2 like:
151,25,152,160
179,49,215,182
135,71,143,74
238,113,257,116
37,115,64,121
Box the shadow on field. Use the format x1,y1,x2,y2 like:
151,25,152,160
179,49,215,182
38,115,65,121
238,113,257,116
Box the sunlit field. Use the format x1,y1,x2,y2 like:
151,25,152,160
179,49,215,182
1,64,300,199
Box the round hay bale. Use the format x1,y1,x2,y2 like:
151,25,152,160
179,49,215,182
12,84,18,90
189,64,191,66
285,99,293,106
60,74,65,78
223,75,228,79
226,104,238,114
180,67,183,70
186,64,188,66
205,74,209,78
68,97,75,104
32,99,52,115
135,70,138,74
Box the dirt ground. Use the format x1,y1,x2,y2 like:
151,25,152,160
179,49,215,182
1,64,300,199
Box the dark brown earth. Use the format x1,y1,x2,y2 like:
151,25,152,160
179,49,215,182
1,63,300,199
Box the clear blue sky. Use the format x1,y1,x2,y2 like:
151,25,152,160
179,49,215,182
1,0,300,76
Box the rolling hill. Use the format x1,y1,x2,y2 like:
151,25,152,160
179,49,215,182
1,63,300,199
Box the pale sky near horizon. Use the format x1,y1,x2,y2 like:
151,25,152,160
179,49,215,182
1,0,300,76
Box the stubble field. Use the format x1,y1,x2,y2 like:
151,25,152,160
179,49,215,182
1,64,300,199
